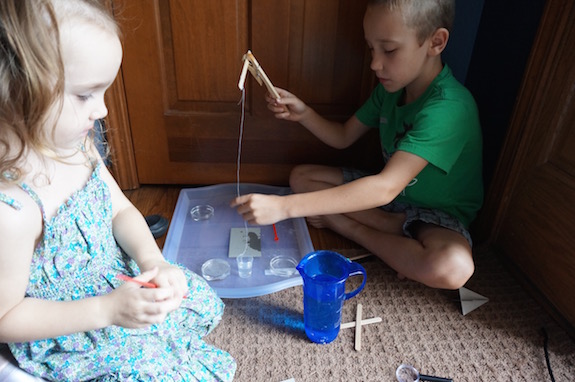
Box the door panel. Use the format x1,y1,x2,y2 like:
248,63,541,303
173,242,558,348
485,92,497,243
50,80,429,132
117,0,377,185
487,0,575,326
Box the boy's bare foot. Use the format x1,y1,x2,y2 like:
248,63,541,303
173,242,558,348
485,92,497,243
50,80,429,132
306,214,351,231
306,215,328,229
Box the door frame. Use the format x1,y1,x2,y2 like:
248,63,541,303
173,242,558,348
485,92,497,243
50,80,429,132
105,70,139,190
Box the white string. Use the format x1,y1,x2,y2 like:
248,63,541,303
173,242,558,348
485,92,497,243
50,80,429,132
236,88,245,198
236,88,249,256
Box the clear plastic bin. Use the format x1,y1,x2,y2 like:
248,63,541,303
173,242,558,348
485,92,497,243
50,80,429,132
162,183,314,298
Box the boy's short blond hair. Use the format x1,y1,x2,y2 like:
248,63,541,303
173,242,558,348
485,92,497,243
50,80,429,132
368,0,455,43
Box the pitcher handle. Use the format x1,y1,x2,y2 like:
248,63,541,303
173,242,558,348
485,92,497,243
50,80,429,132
343,262,367,300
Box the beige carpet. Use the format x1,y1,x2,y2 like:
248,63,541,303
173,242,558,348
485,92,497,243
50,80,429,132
207,249,575,382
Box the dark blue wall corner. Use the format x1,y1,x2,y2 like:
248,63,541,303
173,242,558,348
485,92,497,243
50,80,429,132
443,0,485,84
465,0,546,190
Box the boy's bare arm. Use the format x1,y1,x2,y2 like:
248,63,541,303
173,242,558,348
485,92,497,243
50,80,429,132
232,151,428,225
267,88,371,149
286,151,428,217
300,111,372,149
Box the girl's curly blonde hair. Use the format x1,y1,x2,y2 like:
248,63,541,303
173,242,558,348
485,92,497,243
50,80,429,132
0,0,118,183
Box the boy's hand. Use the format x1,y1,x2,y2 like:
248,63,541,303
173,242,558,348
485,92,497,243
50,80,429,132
266,87,309,122
230,193,287,225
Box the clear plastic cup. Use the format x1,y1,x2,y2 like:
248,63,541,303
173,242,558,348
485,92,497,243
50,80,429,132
236,255,253,278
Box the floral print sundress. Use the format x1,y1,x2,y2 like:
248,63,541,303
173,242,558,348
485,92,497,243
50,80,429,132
1,163,236,381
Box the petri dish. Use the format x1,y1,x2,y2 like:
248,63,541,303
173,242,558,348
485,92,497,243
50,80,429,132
201,259,230,281
190,204,214,221
269,255,298,277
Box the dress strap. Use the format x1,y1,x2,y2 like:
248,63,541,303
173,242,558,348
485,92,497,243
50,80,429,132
18,183,47,220
1,160,101,217
0,192,23,210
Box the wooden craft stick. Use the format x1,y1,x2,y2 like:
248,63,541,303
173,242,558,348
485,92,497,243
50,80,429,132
354,303,363,351
349,253,374,262
244,50,281,99
237,50,288,113
238,57,250,90
340,316,382,329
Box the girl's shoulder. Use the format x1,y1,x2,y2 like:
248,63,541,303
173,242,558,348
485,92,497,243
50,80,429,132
0,181,27,210
0,182,39,212
0,190,23,210
0,184,42,245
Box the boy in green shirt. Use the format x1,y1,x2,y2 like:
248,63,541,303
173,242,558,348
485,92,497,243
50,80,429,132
232,0,483,289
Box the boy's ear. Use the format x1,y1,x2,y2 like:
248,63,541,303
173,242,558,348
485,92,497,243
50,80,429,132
428,28,449,56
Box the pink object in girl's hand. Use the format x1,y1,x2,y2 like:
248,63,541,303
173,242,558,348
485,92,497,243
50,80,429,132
116,274,157,288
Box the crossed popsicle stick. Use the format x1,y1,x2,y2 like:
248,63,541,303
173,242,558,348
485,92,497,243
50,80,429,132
340,303,381,351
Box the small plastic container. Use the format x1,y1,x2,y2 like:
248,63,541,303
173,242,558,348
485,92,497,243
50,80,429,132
269,255,297,277
190,204,214,221
201,259,230,281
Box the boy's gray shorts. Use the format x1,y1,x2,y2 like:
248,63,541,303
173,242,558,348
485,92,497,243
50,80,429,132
342,167,473,247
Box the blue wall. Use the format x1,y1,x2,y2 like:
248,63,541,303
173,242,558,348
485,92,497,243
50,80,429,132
443,0,485,84
465,0,546,188
441,0,546,196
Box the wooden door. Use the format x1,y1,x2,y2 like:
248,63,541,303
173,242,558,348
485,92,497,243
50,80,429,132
111,0,377,186
477,0,575,327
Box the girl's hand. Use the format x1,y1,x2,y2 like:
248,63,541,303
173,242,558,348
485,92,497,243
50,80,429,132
230,193,287,225
105,267,182,329
139,261,189,300
265,87,309,122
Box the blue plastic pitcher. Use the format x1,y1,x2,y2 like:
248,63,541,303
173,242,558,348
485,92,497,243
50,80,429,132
296,250,367,344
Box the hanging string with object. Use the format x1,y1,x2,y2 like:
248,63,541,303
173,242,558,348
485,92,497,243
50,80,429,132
235,87,249,257
235,50,282,257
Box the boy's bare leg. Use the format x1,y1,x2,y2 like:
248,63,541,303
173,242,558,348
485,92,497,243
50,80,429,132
289,164,344,192
314,212,473,289
290,164,474,289
307,207,405,235
290,164,405,234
